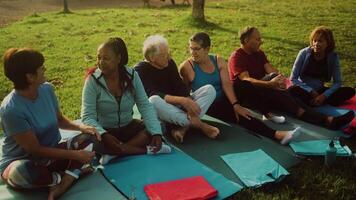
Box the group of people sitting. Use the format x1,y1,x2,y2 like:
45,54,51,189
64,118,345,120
0,26,354,199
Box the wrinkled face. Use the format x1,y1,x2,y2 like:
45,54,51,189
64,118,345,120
245,29,263,52
189,41,209,63
312,36,328,54
150,45,170,69
97,45,120,74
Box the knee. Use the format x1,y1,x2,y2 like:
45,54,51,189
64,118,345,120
4,160,32,188
148,95,164,106
72,133,96,150
202,84,216,100
138,130,151,141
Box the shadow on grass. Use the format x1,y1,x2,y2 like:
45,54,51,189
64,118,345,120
264,35,306,48
180,16,236,33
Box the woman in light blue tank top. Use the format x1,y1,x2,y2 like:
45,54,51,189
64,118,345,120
180,32,301,144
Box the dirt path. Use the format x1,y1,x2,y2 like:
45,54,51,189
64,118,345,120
0,0,186,27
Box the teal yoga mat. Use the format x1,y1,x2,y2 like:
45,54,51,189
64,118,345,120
315,105,355,117
221,149,289,188
289,140,352,156
165,115,300,186
100,147,242,200
0,131,126,200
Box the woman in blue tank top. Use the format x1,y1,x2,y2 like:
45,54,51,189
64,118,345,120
180,32,301,144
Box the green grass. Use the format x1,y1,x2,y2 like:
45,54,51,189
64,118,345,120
0,0,355,199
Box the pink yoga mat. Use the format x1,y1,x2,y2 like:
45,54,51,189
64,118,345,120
144,176,218,200
338,95,356,111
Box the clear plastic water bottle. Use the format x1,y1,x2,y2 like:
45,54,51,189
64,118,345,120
324,140,336,167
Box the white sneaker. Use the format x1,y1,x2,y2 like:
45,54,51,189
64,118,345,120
263,115,286,124
99,154,116,165
280,127,301,145
147,143,172,155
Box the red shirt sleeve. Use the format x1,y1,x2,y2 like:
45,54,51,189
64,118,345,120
228,49,247,81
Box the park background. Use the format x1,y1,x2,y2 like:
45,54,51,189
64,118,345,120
0,0,355,199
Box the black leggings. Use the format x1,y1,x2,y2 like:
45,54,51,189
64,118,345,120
207,96,276,139
233,80,328,126
289,86,355,106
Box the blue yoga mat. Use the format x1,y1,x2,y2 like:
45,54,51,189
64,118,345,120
289,140,352,156
315,105,356,117
221,149,289,188
101,147,242,200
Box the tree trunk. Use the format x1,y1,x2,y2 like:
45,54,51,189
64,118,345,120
192,0,205,21
63,0,70,13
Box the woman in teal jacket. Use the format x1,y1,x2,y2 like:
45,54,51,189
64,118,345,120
289,26,354,106
81,37,170,165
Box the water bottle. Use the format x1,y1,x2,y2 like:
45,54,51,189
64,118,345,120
324,140,336,167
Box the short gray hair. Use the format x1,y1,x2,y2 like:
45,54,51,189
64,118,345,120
142,35,168,60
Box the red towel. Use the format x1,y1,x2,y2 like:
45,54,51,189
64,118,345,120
144,176,218,200
343,117,356,136
338,95,356,111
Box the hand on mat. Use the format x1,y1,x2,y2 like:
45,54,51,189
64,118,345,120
233,104,252,122
183,97,201,117
79,124,101,141
75,150,95,164
149,135,163,153
310,94,326,106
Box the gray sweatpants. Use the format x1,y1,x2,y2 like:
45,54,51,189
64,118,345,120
148,85,216,127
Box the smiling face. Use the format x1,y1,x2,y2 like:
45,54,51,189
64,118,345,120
189,41,209,63
97,45,120,75
312,35,328,54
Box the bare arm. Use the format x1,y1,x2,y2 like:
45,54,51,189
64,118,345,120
57,111,101,141
179,59,195,90
238,71,277,88
13,131,94,164
218,56,238,104
264,62,279,74
218,56,251,120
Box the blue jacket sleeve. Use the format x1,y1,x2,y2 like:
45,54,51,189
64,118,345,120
290,48,314,92
81,77,107,135
132,71,162,135
323,54,342,98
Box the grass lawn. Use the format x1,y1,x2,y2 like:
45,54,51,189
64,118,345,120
0,0,355,199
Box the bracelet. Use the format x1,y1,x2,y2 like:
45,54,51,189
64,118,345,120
232,100,240,106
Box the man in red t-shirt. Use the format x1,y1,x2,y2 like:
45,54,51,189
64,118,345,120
227,26,354,130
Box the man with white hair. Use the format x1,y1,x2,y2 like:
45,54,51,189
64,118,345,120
134,35,219,143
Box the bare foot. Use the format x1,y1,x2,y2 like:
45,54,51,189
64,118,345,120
200,122,220,139
171,126,188,143
189,116,220,139
48,174,75,200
